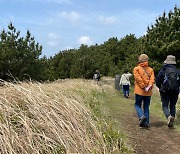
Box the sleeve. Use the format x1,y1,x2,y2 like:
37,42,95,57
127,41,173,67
149,68,155,86
127,73,132,78
156,68,164,89
119,75,123,86
133,67,145,89
178,69,180,77
178,69,180,87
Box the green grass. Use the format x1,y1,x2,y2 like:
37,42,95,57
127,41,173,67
72,80,180,152
146,89,180,130
150,92,166,120
86,88,134,153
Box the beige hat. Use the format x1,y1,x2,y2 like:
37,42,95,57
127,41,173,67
138,54,149,63
164,55,176,64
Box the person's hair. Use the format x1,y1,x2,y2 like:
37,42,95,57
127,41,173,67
124,69,128,73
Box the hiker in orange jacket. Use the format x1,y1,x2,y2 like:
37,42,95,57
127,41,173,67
133,54,155,127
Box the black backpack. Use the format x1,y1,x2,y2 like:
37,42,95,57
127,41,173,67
162,67,179,91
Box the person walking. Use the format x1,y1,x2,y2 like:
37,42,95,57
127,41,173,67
93,70,101,84
156,55,180,127
133,54,155,127
119,69,132,98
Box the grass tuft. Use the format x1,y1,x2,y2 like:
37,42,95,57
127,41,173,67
0,78,133,153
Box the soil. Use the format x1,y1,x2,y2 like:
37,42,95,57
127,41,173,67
120,94,180,154
101,79,180,154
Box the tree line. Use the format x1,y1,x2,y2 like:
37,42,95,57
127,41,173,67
0,6,179,82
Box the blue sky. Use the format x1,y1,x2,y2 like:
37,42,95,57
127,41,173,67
0,0,179,57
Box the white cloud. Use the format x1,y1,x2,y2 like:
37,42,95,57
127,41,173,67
47,32,60,47
78,36,93,45
99,15,117,25
59,11,80,24
47,41,59,47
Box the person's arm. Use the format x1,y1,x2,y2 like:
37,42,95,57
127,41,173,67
145,68,155,92
133,67,145,89
127,72,132,78
177,69,180,87
149,69,155,86
119,75,123,86
156,68,164,89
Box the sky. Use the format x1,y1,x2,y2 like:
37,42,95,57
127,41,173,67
0,0,179,57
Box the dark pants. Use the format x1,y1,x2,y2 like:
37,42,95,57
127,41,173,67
160,91,179,118
122,85,130,98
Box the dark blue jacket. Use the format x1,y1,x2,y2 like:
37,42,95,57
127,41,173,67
156,64,180,92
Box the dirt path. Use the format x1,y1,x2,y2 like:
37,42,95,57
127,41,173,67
117,95,180,154
101,79,180,153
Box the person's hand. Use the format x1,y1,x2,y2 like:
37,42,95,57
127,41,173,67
145,85,152,92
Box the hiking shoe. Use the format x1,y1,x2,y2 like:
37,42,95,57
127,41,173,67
167,116,175,127
125,94,129,98
144,123,149,128
139,116,147,127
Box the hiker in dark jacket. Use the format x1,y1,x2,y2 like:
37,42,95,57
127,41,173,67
156,55,180,127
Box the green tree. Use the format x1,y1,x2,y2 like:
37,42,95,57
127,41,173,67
0,23,42,81
145,6,180,71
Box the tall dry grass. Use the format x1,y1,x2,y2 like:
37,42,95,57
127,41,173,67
0,79,112,153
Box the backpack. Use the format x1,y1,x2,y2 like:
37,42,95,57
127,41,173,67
162,67,179,91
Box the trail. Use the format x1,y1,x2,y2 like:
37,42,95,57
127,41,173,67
120,101,180,154
102,79,180,154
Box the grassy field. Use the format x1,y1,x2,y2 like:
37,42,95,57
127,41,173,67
0,78,179,153
150,87,180,131
0,78,134,153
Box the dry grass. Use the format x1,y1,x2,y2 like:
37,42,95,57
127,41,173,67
0,79,113,154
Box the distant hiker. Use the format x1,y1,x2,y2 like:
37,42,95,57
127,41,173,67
156,55,180,128
93,70,100,83
133,54,155,127
119,69,132,98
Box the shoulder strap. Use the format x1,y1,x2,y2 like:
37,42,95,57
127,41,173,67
123,74,129,82
141,67,150,79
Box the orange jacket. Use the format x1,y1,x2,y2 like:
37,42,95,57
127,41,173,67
133,62,155,96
